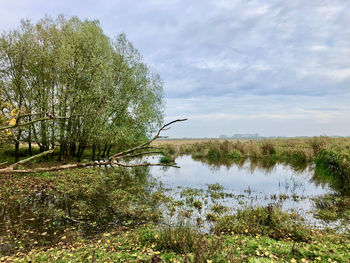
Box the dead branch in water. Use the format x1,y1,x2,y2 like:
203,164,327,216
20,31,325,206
0,119,187,174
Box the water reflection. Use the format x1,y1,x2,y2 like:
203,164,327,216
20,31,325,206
0,156,347,255
0,167,162,255
193,155,309,174
151,155,322,196
150,155,332,227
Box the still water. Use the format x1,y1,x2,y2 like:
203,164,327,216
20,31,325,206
150,155,332,227
0,156,342,254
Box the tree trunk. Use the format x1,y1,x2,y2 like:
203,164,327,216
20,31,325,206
91,144,96,161
14,140,20,163
28,130,32,156
97,145,101,161
77,145,86,162
14,130,22,162
106,145,112,158
101,143,107,158
28,115,32,156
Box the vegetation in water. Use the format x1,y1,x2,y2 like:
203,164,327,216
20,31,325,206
160,155,173,164
314,150,350,195
213,206,311,242
157,137,350,167
0,161,348,261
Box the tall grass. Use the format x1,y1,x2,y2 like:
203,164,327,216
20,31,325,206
213,206,311,242
160,137,350,164
315,150,350,195
139,224,227,261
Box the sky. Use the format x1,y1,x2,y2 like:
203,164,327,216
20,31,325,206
1,0,350,137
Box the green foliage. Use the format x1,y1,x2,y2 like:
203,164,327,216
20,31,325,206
0,15,164,159
214,206,311,242
1,166,350,261
207,183,224,192
313,194,350,222
154,224,199,254
315,150,350,195
159,155,172,164
228,149,242,159
6,225,350,262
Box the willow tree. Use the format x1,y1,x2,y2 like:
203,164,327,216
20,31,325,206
0,15,164,161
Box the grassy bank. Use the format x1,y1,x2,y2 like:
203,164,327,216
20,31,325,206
0,167,349,262
6,224,350,262
157,137,350,162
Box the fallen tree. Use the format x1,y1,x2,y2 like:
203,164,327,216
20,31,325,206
0,119,187,174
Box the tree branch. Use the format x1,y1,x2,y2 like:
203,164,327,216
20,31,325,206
109,118,187,162
0,119,187,174
2,149,54,172
0,113,95,131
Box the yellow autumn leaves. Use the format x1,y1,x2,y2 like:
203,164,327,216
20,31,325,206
9,118,16,126
8,108,19,126
1,108,18,131
10,108,19,116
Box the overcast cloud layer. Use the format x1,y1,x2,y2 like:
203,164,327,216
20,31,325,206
1,0,350,137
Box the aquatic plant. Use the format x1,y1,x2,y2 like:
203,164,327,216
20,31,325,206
160,155,173,164
213,206,311,242
315,150,350,195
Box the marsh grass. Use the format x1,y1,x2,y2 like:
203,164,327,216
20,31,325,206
8,226,350,262
156,224,199,253
214,206,311,242
158,137,350,166
138,224,229,262
313,194,350,222
315,150,350,195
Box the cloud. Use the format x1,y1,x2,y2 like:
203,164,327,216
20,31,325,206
1,0,350,136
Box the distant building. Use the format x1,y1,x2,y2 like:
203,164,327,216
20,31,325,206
232,133,259,138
